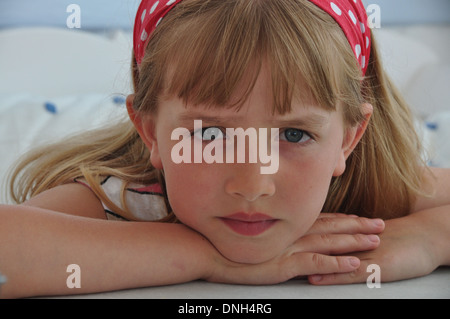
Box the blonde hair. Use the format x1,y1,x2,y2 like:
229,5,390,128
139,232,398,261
8,0,426,220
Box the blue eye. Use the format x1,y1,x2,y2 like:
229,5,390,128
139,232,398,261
193,127,224,141
281,128,311,143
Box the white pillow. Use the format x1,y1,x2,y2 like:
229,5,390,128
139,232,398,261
404,63,450,117
373,28,439,93
0,92,128,201
421,111,450,168
0,27,133,98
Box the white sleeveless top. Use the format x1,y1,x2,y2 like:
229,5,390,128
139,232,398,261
76,176,168,221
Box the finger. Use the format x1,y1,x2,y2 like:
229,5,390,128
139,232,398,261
293,233,380,255
318,213,358,219
214,254,361,285
285,253,361,277
306,216,385,236
308,263,372,285
309,257,428,285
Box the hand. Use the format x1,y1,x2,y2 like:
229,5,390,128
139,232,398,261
308,211,443,285
205,213,385,285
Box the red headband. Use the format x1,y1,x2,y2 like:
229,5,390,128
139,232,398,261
133,0,371,75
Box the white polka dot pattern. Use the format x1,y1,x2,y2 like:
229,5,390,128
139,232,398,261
309,0,371,75
133,0,184,65
133,0,371,75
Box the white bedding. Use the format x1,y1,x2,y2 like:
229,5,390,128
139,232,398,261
0,92,128,199
0,25,449,298
0,26,449,193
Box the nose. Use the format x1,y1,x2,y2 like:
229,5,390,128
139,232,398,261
224,163,276,202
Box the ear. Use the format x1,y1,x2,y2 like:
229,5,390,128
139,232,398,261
126,94,163,170
333,103,373,177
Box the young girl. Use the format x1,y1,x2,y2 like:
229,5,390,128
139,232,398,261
1,0,449,298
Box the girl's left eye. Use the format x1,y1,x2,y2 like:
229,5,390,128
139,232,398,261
193,127,225,141
280,128,311,144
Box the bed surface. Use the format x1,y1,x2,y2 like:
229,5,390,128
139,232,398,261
1,25,449,298
56,267,449,299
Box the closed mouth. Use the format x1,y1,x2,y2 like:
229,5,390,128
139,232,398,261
219,212,278,236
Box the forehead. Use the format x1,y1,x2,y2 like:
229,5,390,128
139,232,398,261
136,0,363,125
159,61,337,129
161,56,333,118
152,5,343,116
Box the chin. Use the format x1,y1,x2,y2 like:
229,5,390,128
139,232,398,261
226,253,275,265
217,242,282,265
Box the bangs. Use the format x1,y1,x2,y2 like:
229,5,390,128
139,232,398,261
138,0,362,117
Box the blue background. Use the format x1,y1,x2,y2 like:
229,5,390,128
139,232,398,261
0,0,449,30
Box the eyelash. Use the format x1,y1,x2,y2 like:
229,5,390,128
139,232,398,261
279,128,313,145
191,127,225,141
191,127,314,145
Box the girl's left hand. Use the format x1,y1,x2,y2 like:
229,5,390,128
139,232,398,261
308,209,446,285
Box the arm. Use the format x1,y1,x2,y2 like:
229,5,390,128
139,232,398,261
0,204,215,298
413,167,450,213
2,184,214,298
1,184,382,298
410,167,450,265
309,167,450,285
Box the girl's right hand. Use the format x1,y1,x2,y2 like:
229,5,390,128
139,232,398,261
205,213,384,285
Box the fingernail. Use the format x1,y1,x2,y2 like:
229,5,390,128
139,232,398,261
349,257,360,267
368,234,380,243
373,219,384,227
310,275,322,282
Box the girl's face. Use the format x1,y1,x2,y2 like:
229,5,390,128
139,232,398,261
136,63,365,264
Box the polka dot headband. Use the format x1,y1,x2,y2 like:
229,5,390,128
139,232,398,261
309,0,371,75
133,0,371,75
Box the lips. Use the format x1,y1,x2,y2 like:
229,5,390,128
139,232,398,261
219,212,278,236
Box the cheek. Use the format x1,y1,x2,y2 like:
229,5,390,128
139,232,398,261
277,144,342,211
157,135,227,224
162,161,218,223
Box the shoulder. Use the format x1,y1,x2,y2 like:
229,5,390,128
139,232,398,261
413,167,450,213
22,183,106,219
97,176,168,221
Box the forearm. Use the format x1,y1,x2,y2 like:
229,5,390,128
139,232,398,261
0,204,213,298
411,204,450,266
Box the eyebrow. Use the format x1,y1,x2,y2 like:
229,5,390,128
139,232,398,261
177,112,239,125
176,111,329,130
271,114,329,130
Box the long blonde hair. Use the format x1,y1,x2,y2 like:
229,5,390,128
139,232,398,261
7,0,426,220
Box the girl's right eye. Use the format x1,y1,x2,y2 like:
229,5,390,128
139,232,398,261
279,128,313,145
192,127,225,141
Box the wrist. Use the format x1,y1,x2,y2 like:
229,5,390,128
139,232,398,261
411,206,450,266
169,223,221,281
